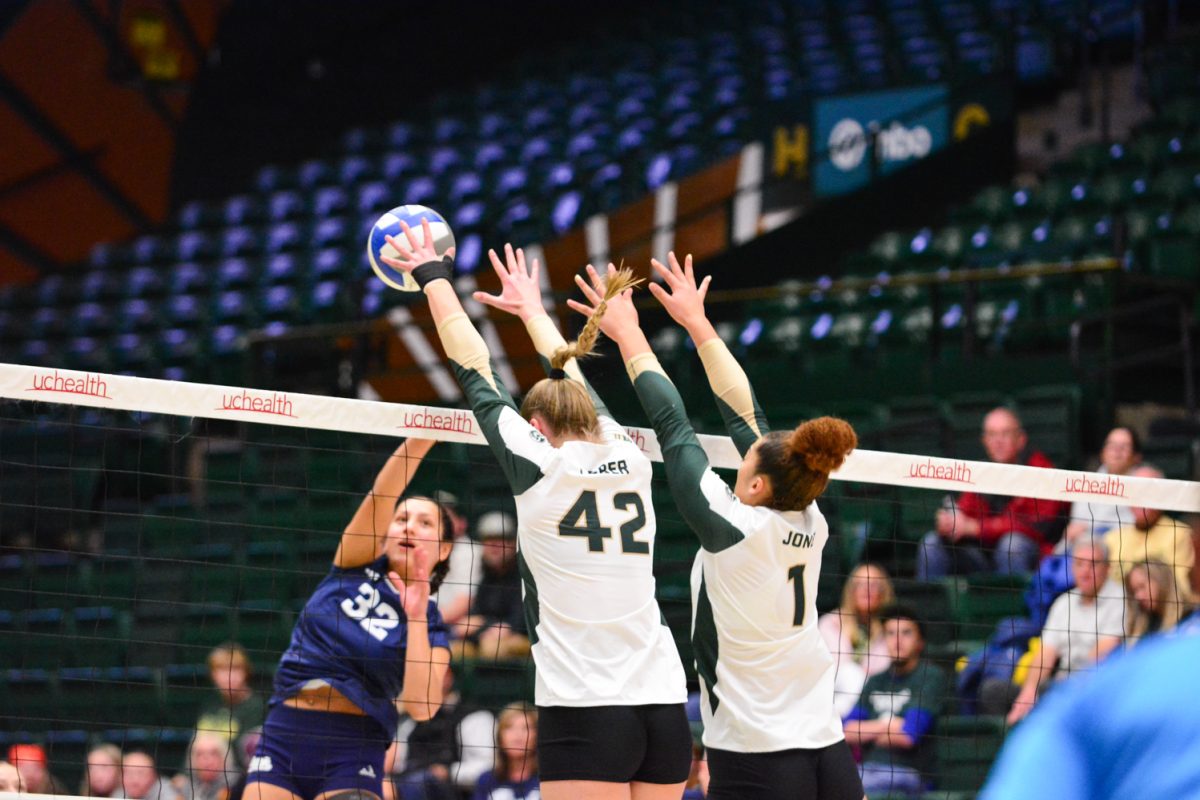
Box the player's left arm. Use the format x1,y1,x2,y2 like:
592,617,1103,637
396,588,452,722
648,252,770,455
474,243,613,417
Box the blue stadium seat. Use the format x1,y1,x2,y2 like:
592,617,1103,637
221,226,262,259
259,285,301,322
224,194,265,226
297,159,333,190
30,307,65,338
263,254,300,286
357,181,392,216
176,231,216,262
382,152,419,182
268,190,307,222
265,221,305,255
216,257,256,290
111,333,155,372
310,217,350,249
309,247,349,283
164,294,206,329
118,298,158,332
81,270,122,301
65,336,111,371
176,199,222,230
213,290,254,324
132,234,170,265
168,262,208,296
125,266,164,298
337,155,377,185
158,328,201,365
309,280,347,323
312,186,350,218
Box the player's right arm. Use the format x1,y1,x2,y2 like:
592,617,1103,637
648,252,770,455
569,265,748,554
383,223,551,496
336,437,435,568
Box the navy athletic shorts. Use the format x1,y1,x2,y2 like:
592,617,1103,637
245,705,391,799
537,703,692,784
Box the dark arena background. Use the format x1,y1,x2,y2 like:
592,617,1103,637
1,2,1199,799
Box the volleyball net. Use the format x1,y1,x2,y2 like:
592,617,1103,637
1,362,1197,796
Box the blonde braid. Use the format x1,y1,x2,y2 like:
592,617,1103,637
551,267,642,369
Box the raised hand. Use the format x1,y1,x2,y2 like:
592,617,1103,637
566,263,640,343
381,218,455,275
648,251,712,330
388,545,432,622
473,243,546,322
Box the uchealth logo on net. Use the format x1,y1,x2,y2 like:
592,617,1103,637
906,458,974,484
1061,474,1126,498
398,408,474,435
218,389,297,418
27,369,112,399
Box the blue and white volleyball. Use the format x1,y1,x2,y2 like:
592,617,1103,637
366,205,456,292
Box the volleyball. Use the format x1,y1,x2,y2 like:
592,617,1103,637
366,204,456,292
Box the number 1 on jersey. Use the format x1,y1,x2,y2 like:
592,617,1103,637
788,564,806,627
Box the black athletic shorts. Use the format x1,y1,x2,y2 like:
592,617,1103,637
705,740,863,800
537,703,692,784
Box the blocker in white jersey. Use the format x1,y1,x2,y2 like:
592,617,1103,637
489,404,687,706
688,475,841,750
380,231,691,793
572,254,864,800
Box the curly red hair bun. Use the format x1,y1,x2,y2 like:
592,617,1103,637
790,417,858,476
756,416,858,511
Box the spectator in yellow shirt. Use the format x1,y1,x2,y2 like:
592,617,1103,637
1104,465,1194,603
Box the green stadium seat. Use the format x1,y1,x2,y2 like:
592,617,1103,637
956,574,1031,642
236,600,294,659
186,544,241,604
456,658,534,714
162,663,211,729
243,540,299,602
14,614,71,670
177,605,236,660
60,666,161,728
1,669,57,731
43,729,91,790
891,578,960,650
72,606,130,668
934,715,1007,793
1013,384,1080,467
946,390,1009,461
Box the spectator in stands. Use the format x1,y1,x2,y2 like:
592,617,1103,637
196,642,265,771
980,631,1200,799
471,703,538,800
1059,426,1142,549
843,604,946,798
1124,560,1189,644
173,733,238,800
918,407,1068,579
818,562,895,716
7,744,70,795
452,511,529,660
122,750,174,800
80,744,123,797
387,664,496,800
1104,465,1195,604
0,761,22,793
1178,519,1200,633
432,491,484,628
1006,536,1125,726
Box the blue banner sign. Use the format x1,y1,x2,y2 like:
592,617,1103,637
814,84,949,197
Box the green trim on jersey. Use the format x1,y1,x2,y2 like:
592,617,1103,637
517,548,540,646
633,370,745,553
450,358,544,495
694,573,720,715
712,393,771,458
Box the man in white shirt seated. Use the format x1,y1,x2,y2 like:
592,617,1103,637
1007,535,1126,726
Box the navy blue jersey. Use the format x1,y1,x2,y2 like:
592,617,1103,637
272,555,451,734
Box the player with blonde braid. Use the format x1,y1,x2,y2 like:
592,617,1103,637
570,254,865,800
382,225,691,800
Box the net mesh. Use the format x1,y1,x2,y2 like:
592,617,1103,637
0,365,1196,798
